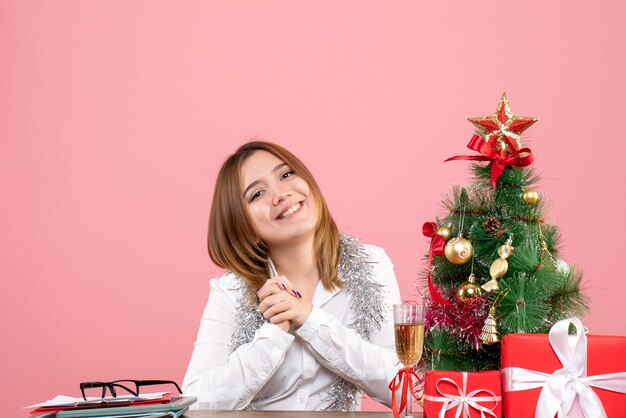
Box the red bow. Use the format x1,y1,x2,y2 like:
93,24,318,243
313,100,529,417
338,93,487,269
389,367,422,418
423,222,451,306
445,134,534,187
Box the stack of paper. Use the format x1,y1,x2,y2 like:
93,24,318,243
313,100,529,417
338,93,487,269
26,393,196,417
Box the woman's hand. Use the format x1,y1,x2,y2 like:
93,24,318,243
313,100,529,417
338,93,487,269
256,278,292,332
257,276,312,330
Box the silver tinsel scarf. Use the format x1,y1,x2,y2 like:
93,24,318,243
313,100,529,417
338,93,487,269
228,235,386,411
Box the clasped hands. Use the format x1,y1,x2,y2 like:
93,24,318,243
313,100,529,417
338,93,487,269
256,276,312,333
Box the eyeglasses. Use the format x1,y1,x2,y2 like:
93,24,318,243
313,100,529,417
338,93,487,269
80,379,182,400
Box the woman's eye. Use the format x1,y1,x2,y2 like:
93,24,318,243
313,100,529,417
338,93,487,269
249,190,263,202
281,170,295,180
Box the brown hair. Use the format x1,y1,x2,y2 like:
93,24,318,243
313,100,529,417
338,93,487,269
207,141,342,297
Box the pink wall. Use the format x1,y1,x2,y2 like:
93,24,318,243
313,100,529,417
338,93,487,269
2,1,625,414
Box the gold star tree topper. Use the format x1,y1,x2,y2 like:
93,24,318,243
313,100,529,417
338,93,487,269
468,93,538,153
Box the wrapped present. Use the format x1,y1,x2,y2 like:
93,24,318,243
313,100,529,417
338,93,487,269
501,317,626,418
423,370,502,418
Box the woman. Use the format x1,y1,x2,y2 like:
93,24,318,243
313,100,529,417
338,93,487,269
182,141,402,410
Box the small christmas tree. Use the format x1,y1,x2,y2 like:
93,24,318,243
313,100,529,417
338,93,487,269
421,93,588,371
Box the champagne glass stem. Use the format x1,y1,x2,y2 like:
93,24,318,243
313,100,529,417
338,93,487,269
405,381,413,417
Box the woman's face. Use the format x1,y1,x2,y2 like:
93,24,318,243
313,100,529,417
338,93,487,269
241,150,318,248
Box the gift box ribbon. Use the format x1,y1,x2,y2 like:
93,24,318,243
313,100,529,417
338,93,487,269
502,317,626,418
424,371,501,418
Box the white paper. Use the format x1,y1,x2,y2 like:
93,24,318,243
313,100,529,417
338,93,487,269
26,392,168,408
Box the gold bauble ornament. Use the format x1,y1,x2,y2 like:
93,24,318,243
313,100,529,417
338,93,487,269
457,274,483,302
437,225,453,242
522,189,539,204
444,237,473,264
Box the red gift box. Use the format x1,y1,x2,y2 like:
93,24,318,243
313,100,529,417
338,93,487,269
501,318,626,418
423,370,502,418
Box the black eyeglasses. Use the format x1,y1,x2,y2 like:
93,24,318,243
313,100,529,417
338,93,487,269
80,379,182,400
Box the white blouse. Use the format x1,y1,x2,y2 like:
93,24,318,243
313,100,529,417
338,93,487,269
182,244,402,410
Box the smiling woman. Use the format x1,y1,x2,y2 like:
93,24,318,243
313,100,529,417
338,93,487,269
181,141,403,411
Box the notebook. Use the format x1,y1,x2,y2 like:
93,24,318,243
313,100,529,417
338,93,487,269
55,396,196,418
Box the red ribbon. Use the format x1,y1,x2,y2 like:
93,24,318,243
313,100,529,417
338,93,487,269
423,222,451,306
445,134,534,187
389,367,422,418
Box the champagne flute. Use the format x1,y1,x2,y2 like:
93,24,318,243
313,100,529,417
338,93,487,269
393,303,425,417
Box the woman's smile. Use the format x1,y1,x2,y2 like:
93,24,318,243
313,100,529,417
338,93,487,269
276,201,303,220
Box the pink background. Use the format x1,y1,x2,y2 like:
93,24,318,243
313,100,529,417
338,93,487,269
2,1,625,414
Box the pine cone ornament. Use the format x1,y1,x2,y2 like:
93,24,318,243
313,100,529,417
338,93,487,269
483,216,500,233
